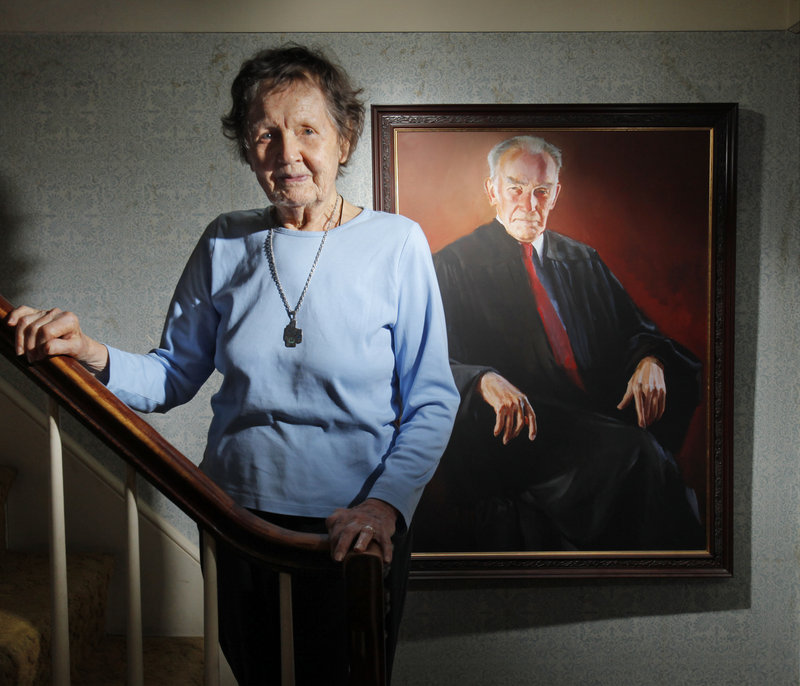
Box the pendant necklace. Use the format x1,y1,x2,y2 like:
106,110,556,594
264,195,342,347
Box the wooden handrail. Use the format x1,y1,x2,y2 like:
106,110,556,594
0,293,337,571
1,294,388,683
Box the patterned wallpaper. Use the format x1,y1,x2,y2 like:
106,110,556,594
1,31,798,684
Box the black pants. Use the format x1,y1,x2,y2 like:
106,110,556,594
416,398,704,553
209,511,412,686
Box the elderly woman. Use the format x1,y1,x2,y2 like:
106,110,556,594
9,45,459,685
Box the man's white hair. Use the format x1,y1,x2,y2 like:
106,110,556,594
487,135,563,180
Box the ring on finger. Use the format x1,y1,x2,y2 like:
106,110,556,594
362,525,375,534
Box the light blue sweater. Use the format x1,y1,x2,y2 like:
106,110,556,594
106,208,459,526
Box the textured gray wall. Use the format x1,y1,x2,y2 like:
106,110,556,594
1,31,798,684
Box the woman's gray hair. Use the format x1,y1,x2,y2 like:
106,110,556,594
487,136,563,180
221,43,365,173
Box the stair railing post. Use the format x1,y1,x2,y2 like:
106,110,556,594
279,572,295,686
48,397,70,686
125,465,144,686
202,531,220,686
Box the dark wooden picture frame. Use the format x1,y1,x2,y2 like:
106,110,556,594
372,104,736,579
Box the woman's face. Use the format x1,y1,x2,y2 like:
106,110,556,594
245,79,349,215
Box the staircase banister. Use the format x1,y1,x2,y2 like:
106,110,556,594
0,294,337,573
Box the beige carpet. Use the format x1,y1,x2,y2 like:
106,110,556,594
74,635,205,685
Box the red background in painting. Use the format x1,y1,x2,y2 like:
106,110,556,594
394,128,711,510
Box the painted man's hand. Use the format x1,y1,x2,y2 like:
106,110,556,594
477,371,537,444
617,356,666,428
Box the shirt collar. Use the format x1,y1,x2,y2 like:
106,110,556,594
495,216,546,258
495,216,545,261
531,233,545,259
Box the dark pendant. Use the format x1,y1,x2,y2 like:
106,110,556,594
283,319,302,347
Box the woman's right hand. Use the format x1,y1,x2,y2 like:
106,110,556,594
6,306,109,374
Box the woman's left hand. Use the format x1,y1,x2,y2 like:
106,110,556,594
326,498,399,564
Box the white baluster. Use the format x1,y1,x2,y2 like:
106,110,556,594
126,466,144,686
48,398,70,685
203,532,220,686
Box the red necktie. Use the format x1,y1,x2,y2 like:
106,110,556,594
521,243,584,389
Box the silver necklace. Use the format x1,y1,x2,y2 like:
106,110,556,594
264,195,341,347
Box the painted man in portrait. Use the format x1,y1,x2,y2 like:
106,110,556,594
415,135,704,553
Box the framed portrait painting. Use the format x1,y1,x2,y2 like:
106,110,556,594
372,104,736,579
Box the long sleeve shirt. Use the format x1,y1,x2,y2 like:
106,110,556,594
106,208,459,526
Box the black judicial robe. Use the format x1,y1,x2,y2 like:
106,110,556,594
416,221,703,552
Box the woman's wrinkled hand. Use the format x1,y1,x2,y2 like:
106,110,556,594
326,498,399,564
6,306,108,374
